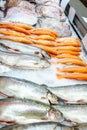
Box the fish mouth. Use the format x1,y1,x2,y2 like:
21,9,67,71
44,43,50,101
47,92,59,105
41,51,50,59
47,108,64,123
47,91,65,105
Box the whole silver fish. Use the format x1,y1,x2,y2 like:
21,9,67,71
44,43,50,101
0,50,50,69
53,104,87,125
0,98,64,124
48,84,87,104
0,76,58,105
0,122,74,130
0,39,50,59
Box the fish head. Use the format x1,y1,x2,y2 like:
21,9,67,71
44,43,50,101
41,50,50,59
47,108,64,123
0,0,7,10
47,91,59,105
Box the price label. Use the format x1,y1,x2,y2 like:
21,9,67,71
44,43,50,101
68,7,76,23
82,34,87,51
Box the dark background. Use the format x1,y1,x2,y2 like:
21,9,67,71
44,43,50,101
80,0,87,7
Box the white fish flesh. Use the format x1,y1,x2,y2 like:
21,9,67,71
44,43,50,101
1,0,38,25
40,18,72,37
36,2,66,22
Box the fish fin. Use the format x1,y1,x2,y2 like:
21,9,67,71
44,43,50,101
64,100,69,104
2,45,19,53
41,118,48,120
61,118,78,127
0,121,8,125
66,119,78,125
0,120,16,125
6,121,16,125
8,96,15,98
41,97,46,100
56,73,64,79
8,48,20,53
77,99,85,104
0,92,8,97
0,92,15,98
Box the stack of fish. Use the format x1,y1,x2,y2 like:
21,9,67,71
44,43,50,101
0,22,64,129
54,38,87,81
0,21,64,129
0,0,72,37
0,78,86,130
0,76,87,130
0,1,87,130
0,23,87,130
0,22,52,70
